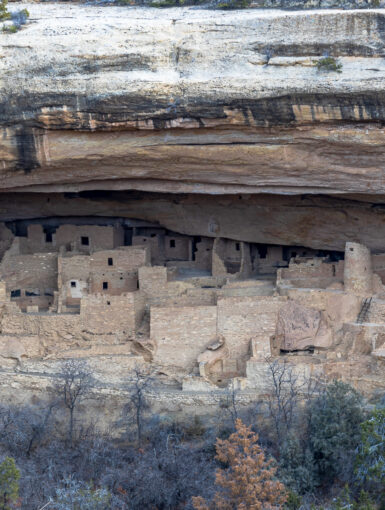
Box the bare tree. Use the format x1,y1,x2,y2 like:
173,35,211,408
0,402,56,456
265,358,304,446
216,380,240,430
56,359,93,447
124,364,155,446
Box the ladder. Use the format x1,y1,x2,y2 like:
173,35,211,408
356,297,372,324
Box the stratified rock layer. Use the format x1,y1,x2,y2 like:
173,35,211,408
1,4,385,196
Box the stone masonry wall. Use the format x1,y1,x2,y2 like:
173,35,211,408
138,266,168,295
344,242,373,295
151,305,217,370
80,293,142,337
217,296,287,361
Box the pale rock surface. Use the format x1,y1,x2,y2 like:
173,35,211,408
1,4,385,197
275,301,332,351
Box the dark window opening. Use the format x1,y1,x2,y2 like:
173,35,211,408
350,247,354,252
71,281,76,288
120,277,123,280
107,301,111,305
137,281,140,289
81,236,89,246
258,245,268,259
170,239,176,248
332,265,336,276
108,257,113,266
45,289,54,297
191,236,201,262
11,289,21,298
235,243,240,251
291,251,297,258
124,228,133,246
25,289,40,297
103,282,108,290
151,233,156,238
45,232,52,243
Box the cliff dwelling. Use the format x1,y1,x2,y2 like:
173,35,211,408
0,2,384,417
0,195,383,395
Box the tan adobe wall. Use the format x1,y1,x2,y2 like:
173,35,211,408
344,242,373,295
257,246,285,274
151,306,217,370
367,299,385,324
27,225,49,253
217,296,287,363
0,223,14,260
0,251,57,311
218,280,275,298
90,247,149,273
194,238,213,271
132,235,163,265
55,225,123,253
1,305,80,348
0,281,6,302
138,266,168,295
147,287,217,308
88,247,149,295
80,293,140,336
58,254,90,308
372,253,385,283
212,238,228,276
113,226,124,248
164,235,192,261
239,242,252,277
89,272,138,295
278,258,344,289
212,238,252,277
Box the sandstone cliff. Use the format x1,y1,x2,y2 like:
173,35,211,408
0,3,384,415
1,3,385,196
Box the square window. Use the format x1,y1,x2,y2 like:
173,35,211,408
81,236,89,246
103,282,108,290
11,289,21,298
235,243,240,251
71,281,76,288
107,301,111,306
108,257,113,266
170,239,176,248
45,233,52,243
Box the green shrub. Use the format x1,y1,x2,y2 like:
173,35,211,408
356,407,385,502
316,56,342,73
0,0,11,20
0,457,20,510
216,0,252,9
285,490,302,510
0,0,10,21
279,435,317,494
308,380,364,486
2,23,17,33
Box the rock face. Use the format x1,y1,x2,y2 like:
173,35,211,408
1,4,385,252
1,4,385,196
275,301,332,351
0,3,385,415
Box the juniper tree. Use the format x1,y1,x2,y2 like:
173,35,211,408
192,419,287,510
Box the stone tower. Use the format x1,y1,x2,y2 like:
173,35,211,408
344,242,373,295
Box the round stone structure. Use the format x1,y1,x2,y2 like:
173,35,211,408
344,242,373,295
